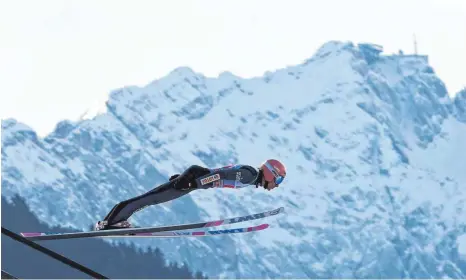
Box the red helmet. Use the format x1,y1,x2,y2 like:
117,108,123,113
261,159,286,185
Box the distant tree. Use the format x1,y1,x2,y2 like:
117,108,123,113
2,195,207,279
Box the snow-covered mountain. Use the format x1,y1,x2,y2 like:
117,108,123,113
2,40,466,278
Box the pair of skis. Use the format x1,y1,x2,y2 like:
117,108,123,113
20,207,284,241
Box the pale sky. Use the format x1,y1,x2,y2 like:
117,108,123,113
1,0,465,136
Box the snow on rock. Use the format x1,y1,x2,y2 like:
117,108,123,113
2,40,466,278
453,89,466,122
458,234,466,259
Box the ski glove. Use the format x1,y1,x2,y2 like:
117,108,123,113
169,174,180,181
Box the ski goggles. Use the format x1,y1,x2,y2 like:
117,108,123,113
264,161,285,185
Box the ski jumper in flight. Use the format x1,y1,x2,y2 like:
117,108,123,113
95,159,286,231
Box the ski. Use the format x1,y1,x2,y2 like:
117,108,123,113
103,223,269,238
20,206,284,241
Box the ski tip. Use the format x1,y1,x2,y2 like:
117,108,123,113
246,223,269,232
273,206,285,215
254,223,269,231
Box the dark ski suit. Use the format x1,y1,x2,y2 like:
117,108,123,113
102,164,261,226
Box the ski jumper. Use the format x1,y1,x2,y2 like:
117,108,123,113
102,164,260,226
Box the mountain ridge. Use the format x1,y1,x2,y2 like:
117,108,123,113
2,40,466,278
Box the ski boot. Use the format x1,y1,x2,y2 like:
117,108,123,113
94,220,132,231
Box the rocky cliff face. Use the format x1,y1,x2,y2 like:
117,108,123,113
2,41,466,278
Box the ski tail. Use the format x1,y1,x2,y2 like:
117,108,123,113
20,207,284,241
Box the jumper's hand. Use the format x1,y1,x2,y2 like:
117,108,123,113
169,174,180,181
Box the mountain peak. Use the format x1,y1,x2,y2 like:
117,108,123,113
2,118,36,138
1,118,40,148
314,40,355,56
157,66,204,85
2,118,34,132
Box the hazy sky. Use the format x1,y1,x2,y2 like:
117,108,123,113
1,0,465,136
